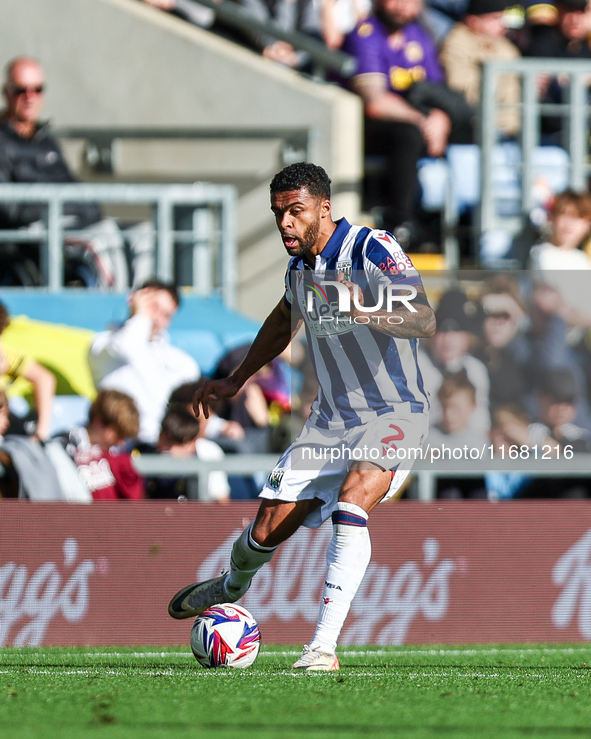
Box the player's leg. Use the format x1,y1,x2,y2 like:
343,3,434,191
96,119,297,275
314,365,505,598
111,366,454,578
292,463,392,670
168,497,320,619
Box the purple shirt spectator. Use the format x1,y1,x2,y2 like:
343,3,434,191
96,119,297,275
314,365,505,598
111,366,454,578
343,16,444,96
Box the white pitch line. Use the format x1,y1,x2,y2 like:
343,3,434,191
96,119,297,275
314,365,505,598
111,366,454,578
1,645,591,663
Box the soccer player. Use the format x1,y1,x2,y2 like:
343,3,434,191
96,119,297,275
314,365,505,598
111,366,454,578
168,162,435,670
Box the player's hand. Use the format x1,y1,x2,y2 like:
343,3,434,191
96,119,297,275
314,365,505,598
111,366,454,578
336,272,362,316
193,376,242,419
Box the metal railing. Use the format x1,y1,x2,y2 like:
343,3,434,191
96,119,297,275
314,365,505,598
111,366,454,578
0,182,237,303
479,58,591,250
133,453,591,502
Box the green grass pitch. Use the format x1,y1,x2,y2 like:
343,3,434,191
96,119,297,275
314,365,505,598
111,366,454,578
1,645,591,739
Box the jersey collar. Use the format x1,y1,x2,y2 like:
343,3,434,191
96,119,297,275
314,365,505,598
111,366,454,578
317,217,351,261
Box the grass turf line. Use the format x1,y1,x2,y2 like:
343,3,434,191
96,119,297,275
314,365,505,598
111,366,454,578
1,645,590,739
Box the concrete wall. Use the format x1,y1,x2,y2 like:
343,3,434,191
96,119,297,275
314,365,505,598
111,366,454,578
0,0,363,319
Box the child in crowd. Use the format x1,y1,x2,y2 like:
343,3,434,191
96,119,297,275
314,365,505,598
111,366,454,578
147,407,230,502
427,373,488,499
428,372,490,450
60,389,144,500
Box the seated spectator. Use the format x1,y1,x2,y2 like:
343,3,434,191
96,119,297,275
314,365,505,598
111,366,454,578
210,344,270,454
0,299,56,440
168,380,257,499
88,279,200,444
475,275,533,414
419,288,490,434
523,0,591,58
58,389,144,500
0,56,153,288
428,371,489,448
530,367,591,452
529,190,591,335
342,0,473,242
440,0,521,139
238,0,322,70
146,407,230,502
427,373,488,498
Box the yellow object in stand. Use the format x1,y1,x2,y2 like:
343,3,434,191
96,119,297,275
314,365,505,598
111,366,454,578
2,316,96,399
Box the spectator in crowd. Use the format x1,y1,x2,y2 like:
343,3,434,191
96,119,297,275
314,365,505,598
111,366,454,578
210,343,271,453
428,371,489,448
0,56,153,288
88,279,200,444
440,0,521,138
475,275,533,414
146,407,230,502
59,389,144,500
419,288,490,435
342,0,473,242
523,0,591,58
529,190,591,343
427,372,488,498
530,189,591,273
0,300,56,440
237,0,322,70
530,367,591,452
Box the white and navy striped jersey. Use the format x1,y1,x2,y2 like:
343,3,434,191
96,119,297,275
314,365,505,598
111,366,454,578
284,218,429,430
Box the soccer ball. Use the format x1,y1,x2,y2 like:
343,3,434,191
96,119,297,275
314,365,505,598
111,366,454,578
190,603,261,669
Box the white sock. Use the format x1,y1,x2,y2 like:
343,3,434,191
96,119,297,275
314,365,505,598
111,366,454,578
225,522,278,597
309,502,371,653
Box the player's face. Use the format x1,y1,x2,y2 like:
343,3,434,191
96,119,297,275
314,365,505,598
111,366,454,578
271,188,326,258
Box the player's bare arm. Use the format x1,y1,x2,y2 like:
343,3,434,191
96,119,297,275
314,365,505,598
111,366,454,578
193,299,302,418
336,275,436,339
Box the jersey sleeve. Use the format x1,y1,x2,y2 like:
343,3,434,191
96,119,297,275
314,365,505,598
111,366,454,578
363,230,423,287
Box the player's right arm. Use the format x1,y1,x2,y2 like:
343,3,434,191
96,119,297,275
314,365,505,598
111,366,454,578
194,299,302,418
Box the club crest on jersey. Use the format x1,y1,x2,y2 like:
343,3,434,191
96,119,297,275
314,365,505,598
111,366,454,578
267,468,285,490
336,259,352,279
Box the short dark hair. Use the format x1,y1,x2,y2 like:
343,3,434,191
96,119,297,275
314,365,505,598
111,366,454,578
168,379,206,409
138,278,180,308
270,163,331,200
160,408,200,445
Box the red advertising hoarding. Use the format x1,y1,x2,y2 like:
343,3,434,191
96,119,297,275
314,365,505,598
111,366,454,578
1,500,590,647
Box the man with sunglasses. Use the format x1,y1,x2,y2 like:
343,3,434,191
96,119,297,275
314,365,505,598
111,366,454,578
0,56,149,288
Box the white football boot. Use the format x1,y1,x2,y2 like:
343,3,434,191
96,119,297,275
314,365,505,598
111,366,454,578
168,574,243,619
291,645,340,671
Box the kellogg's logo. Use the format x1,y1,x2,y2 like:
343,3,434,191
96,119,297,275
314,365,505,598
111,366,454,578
0,538,107,646
198,528,460,644
552,528,591,638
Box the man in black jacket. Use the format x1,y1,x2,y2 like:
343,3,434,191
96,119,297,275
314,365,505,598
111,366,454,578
0,57,152,288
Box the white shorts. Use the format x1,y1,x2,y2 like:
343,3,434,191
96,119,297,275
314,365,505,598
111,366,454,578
260,411,429,528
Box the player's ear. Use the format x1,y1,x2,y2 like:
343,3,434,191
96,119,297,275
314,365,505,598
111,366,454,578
320,198,331,217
